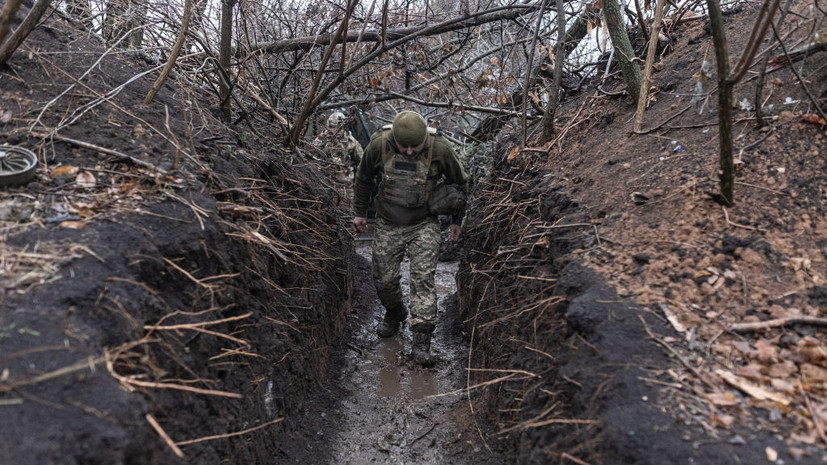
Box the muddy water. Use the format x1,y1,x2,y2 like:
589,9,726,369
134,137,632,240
274,234,501,464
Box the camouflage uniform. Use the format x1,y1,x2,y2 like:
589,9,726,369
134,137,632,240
354,123,468,333
313,128,362,206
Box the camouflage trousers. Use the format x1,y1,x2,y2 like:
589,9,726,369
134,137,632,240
372,217,440,331
335,171,354,209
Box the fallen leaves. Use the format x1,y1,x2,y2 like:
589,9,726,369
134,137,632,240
802,114,826,126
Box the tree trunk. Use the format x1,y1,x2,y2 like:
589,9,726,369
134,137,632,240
238,3,543,58
144,0,193,104
0,0,51,64
219,0,234,121
706,0,734,206
538,0,566,143
602,0,641,101
633,0,666,132
0,0,23,48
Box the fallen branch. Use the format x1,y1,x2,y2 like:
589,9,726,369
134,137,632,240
426,372,526,399
34,132,168,174
105,349,242,398
639,315,718,391
175,418,283,446
716,369,791,405
722,206,758,231
0,356,103,393
729,316,827,333
146,414,184,458
561,453,595,465
801,381,827,446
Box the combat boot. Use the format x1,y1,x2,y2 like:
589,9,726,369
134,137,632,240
411,323,435,367
376,307,406,338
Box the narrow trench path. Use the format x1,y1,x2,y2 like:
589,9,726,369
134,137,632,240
274,225,503,464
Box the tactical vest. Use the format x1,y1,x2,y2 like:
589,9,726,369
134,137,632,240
378,127,437,209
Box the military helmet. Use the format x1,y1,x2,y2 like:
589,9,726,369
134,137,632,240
391,111,428,147
327,111,346,128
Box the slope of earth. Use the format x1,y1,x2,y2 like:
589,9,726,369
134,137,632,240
1,10,352,465
458,2,827,464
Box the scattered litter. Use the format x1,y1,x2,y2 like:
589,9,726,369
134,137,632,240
783,97,799,105
673,145,684,152
46,213,81,223
729,435,746,445
738,98,753,111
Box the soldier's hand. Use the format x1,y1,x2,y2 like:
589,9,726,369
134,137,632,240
448,224,461,242
353,216,368,234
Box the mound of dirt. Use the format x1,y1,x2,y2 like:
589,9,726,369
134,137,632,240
458,3,827,464
1,11,352,465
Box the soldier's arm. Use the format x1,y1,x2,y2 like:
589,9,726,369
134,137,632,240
353,138,380,217
350,138,362,173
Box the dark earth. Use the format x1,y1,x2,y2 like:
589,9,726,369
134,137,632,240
1,2,826,464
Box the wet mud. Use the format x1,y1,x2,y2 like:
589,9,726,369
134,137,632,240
272,227,503,464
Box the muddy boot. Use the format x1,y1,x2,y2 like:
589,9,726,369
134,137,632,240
376,308,406,338
411,324,435,367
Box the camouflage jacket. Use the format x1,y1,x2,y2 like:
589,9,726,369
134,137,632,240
354,128,468,225
313,129,362,184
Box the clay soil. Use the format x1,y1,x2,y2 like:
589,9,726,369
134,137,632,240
1,2,826,465
456,2,827,464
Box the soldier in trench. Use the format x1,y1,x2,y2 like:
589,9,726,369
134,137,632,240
312,111,363,207
352,111,468,366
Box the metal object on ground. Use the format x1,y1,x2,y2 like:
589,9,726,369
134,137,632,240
0,145,38,187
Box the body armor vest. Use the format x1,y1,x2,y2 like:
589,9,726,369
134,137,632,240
379,128,436,209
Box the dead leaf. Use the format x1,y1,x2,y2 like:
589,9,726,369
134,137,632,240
710,413,735,428
73,202,97,218
753,339,777,364
736,364,766,382
770,378,797,394
731,340,751,354
801,363,827,381
707,392,739,406
76,171,96,189
765,446,778,461
767,360,797,378
507,147,520,164
788,447,805,460
50,165,79,177
59,220,86,229
716,369,792,405
802,114,826,125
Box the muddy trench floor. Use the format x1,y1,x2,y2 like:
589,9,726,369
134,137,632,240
271,225,504,464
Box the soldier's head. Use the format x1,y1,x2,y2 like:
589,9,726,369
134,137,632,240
327,112,346,128
392,111,428,156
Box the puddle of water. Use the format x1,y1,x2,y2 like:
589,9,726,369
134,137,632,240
406,369,436,400
308,240,491,464
377,338,403,397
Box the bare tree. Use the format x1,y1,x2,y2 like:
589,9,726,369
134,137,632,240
538,0,566,143
219,0,235,121
602,0,641,101
0,0,23,48
706,0,780,205
0,0,52,64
